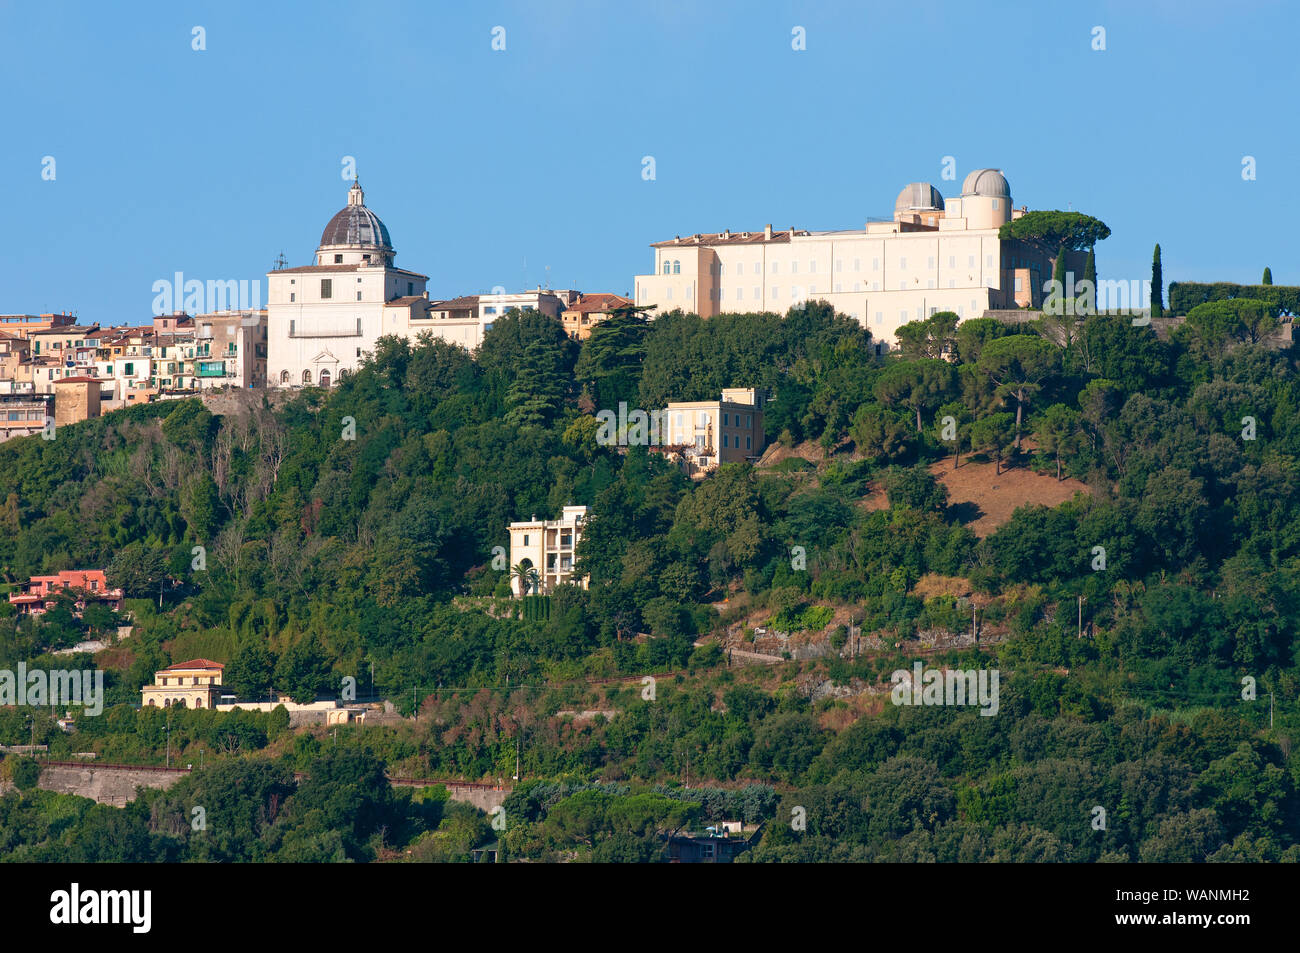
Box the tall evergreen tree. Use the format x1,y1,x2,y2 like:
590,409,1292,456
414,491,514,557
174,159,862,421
1262,267,1273,285
1151,244,1164,318
1079,248,1097,315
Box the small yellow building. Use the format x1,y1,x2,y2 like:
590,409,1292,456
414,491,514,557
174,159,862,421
659,388,766,476
141,659,225,710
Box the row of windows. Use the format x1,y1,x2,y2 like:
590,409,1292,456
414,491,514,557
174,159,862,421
666,254,995,278
277,368,350,386
720,433,753,450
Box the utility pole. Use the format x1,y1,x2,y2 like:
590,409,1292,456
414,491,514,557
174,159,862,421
1078,595,1084,639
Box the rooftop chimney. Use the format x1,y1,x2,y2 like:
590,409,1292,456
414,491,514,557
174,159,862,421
764,224,773,240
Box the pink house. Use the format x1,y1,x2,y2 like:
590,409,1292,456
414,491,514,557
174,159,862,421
8,569,124,617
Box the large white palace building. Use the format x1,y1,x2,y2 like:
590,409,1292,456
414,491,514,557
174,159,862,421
267,180,432,387
633,169,1068,350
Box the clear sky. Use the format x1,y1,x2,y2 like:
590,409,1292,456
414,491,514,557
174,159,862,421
1,0,1295,323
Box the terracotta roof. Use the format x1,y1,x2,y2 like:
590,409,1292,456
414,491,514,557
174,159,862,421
651,230,796,248
428,295,480,310
162,658,225,671
384,296,430,308
54,376,102,384
29,325,101,335
564,293,634,314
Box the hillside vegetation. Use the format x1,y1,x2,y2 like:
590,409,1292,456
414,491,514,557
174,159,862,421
0,300,1297,862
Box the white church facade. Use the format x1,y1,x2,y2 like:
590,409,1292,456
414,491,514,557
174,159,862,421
267,181,430,387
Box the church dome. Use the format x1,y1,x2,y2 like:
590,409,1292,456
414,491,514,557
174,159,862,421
319,181,392,251
960,168,1010,198
895,182,945,212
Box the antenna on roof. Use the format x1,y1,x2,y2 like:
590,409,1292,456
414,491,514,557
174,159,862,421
273,251,288,271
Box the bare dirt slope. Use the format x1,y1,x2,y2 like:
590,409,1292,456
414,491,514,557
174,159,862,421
864,455,1088,537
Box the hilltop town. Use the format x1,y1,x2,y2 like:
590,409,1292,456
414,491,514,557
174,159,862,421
0,166,1297,866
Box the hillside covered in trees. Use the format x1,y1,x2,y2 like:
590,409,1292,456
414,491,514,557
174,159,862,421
0,299,1297,862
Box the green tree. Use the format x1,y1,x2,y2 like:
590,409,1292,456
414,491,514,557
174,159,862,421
976,335,1059,450
873,359,955,434
1079,248,1097,315
107,542,169,599
226,641,276,701
884,465,948,514
893,311,958,360
1151,244,1164,318
1034,404,1081,481
969,413,1016,475
574,310,650,409
850,405,912,462
11,756,41,790
274,635,332,704
1262,267,1273,286
999,210,1111,251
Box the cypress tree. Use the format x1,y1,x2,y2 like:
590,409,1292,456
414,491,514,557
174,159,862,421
1151,244,1164,318
1263,267,1273,285
1080,248,1097,314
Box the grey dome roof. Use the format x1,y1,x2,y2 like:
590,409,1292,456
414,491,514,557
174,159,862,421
960,168,1010,198
895,182,945,212
319,183,392,250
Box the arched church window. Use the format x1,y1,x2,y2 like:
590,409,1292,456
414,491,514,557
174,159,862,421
302,369,312,384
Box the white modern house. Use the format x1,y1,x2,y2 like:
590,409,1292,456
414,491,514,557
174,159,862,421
507,505,589,596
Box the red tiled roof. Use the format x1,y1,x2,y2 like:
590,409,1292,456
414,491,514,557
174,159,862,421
162,658,225,671
564,293,633,314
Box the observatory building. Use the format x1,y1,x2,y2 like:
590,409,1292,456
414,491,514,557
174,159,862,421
633,169,1067,350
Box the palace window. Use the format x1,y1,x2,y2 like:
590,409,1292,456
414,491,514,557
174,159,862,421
320,279,332,299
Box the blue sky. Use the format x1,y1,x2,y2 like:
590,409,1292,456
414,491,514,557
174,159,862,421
1,0,1295,323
